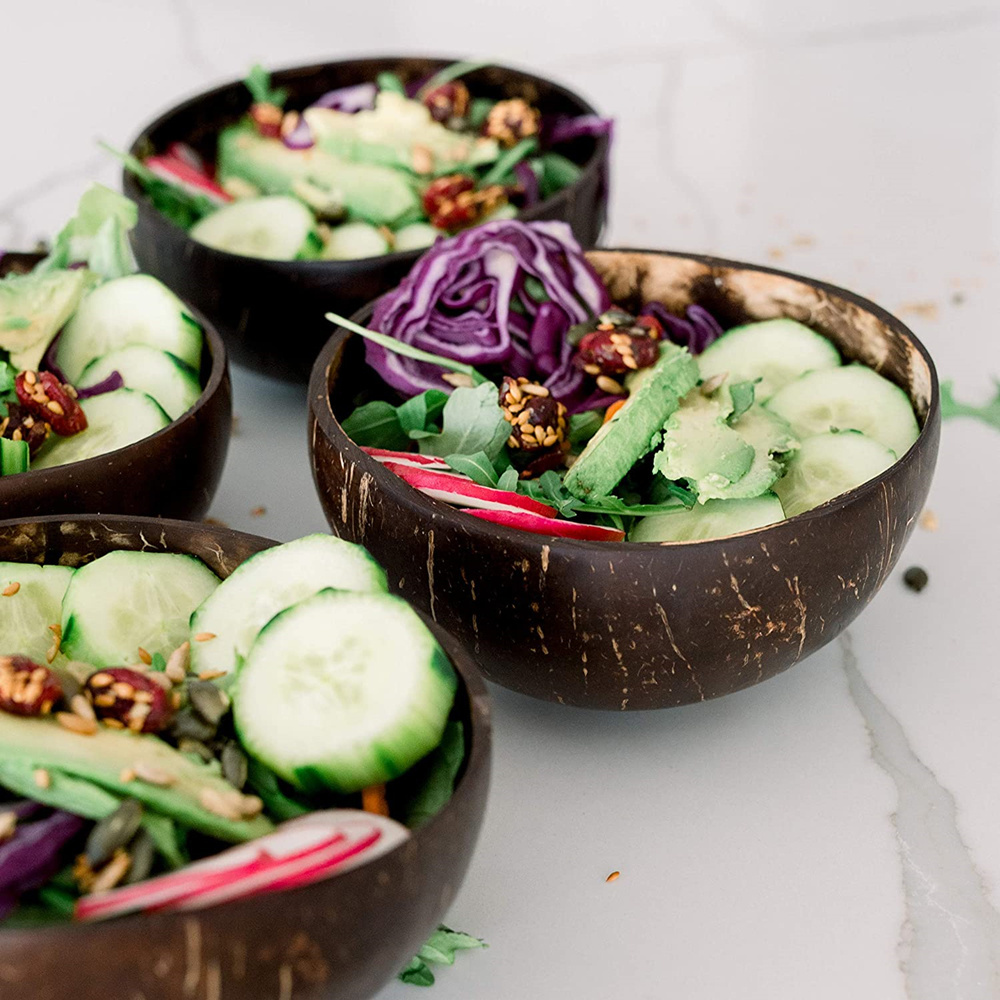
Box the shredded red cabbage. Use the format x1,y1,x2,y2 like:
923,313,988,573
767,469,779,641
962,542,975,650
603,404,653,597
0,810,84,917
513,161,539,206
76,370,125,398
542,114,614,146
369,220,610,397
280,114,314,150
641,302,723,355
310,83,377,114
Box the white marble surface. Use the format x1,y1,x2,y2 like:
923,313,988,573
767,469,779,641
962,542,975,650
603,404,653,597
3,2,1000,997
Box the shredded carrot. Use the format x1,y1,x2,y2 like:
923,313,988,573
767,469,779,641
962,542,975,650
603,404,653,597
602,398,627,424
362,784,390,817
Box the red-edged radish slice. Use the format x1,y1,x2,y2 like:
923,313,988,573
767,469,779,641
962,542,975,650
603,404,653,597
362,447,450,470
75,811,408,922
146,155,232,205
464,507,626,542
383,463,556,517
166,142,207,173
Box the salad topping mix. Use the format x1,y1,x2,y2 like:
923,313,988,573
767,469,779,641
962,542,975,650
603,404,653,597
337,221,921,543
122,61,611,262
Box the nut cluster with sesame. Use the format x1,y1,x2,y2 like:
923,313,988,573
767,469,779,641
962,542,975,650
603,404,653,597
484,98,541,147
574,311,663,392
500,376,568,453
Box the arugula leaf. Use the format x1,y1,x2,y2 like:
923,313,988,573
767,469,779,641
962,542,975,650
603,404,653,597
402,721,466,828
726,380,756,422
245,759,311,822
0,361,16,396
445,451,498,487
568,409,604,445
399,924,487,987
519,468,696,518
497,466,520,492
941,379,1000,432
244,63,288,107
341,400,409,450
418,383,508,460
398,389,449,436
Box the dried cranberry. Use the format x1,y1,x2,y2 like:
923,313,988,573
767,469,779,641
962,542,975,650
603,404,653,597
484,99,540,147
250,102,283,138
85,668,173,734
500,377,568,452
0,402,51,457
15,371,87,437
575,328,660,377
422,81,470,123
422,175,475,220
0,656,63,716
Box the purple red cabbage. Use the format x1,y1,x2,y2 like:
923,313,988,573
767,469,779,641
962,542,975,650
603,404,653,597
641,302,723,355
310,82,378,114
0,809,85,918
543,114,614,146
75,370,125,399
513,161,539,206
280,114,314,150
369,220,610,397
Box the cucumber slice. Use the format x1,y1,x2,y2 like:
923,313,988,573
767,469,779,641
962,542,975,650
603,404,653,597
31,389,170,470
0,438,29,475
189,533,388,677
393,223,439,253
79,346,201,421
773,431,896,517
631,494,785,543
189,195,318,261
697,319,841,401
0,563,74,660
321,222,390,261
61,551,220,667
57,275,203,382
235,589,457,794
765,364,919,458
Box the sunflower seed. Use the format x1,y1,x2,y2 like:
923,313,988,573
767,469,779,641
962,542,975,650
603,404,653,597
86,799,143,868
89,849,131,894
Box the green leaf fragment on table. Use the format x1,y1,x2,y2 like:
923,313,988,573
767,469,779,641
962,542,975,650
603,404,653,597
398,924,487,987
940,379,1000,431
444,451,498,487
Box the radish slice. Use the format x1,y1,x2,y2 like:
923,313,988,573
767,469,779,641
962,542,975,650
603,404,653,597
75,811,408,922
362,447,450,470
146,155,232,205
165,142,207,173
383,463,556,517
464,507,626,542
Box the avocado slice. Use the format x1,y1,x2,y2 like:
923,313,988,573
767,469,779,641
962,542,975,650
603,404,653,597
218,122,419,226
0,267,93,371
702,405,798,501
564,342,699,500
304,91,499,175
653,390,755,497
0,712,273,842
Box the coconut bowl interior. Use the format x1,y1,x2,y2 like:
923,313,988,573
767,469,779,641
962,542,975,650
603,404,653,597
0,514,491,1000
0,255,231,521
309,248,940,711
125,55,609,383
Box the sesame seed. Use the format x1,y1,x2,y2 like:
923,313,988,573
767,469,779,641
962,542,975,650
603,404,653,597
194,632,217,643
137,647,152,666
606,871,621,883
596,375,626,395
89,673,113,689
623,355,639,369
70,694,96,722
507,435,519,448
521,384,549,397
33,768,50,790
133,762,176,787
583,364,601,376
0,812,16,843
56,712,97,736
23,371,36,386
543,434,558,447
119,768,136,783
199,788,245,821
198,670,227,681
1,582,20,597
46,400,65,416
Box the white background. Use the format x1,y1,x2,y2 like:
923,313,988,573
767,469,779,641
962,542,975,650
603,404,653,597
3,1,1000,997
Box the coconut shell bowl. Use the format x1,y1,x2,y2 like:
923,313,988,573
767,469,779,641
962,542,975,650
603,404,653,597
0,514,491,1000
308,248,940,711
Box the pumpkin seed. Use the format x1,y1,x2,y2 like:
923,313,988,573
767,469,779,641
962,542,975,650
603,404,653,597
220,743,248,790
122,830,155,885
170,707,217,742
188,681,230,727
178,737,215,763
85,799,143,868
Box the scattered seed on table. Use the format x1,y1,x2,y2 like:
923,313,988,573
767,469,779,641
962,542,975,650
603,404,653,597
903,566,929,592
606,871,621,883
2,582,20,597
250,506,266,517
919,509,939,532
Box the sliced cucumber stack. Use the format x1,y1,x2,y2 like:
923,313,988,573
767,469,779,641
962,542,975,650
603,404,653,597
697,318,841,401
31,390,170,469
79,346,201,421
393,223,439,253
631,494,785,542
189,195,320,261
321,222,390,260
0,563,75,660
56,275,202,382
235,589,457,794
189,533,388,677
765,364,919,458
773,431,896,517
61,551,220,666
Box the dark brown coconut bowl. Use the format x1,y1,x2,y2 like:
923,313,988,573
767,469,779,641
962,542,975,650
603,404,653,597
0,514,491,1000
0,255,231,520
308,249,940,711
125,55,609,383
